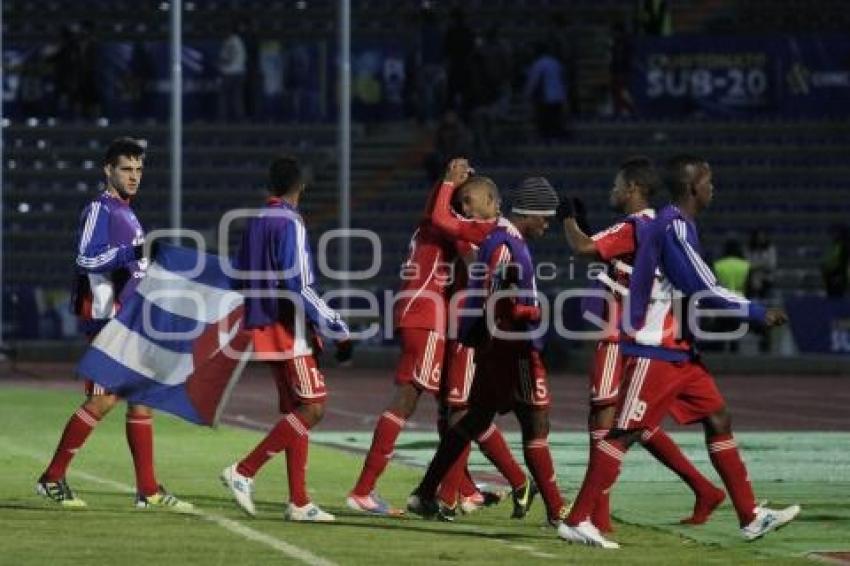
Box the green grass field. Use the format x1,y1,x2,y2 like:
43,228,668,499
2,386,848,565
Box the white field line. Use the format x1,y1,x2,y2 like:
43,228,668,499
2,439,337,566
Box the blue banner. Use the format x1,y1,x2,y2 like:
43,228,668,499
631,35,850,118
785,297,850,355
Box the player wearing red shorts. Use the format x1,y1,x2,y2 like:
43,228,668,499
559,156,723,532
431,176,536,518
558,155,799,548
345,159,479,515
409,176,568,525
36,138,192,511
220,155,351,522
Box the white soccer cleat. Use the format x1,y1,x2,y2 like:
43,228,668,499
220,464,256,516
557,520,620,549
741,504,800,541
285,502,335,522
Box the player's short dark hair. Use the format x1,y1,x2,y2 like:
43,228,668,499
665,154,707,201
618,155,658,198
268,155,302,196
103,137,145,167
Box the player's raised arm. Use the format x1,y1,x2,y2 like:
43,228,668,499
557,197,597,257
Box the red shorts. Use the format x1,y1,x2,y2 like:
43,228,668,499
395,328,445,394
470,341,550,414
443,340,476,408
589,341,624,406
615,356,726,430
250,324,326,410
270,355,326,412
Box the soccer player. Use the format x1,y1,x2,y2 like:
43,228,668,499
36,137,193,511
347,159,534,517
220,155,351,522
408,177,568,525
431,175,537,516
558,156,724,532
557,155,800,548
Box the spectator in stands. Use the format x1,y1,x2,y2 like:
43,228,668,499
523,42,567,141
465,31,503,158
218,22,248,121
48,24,80,117
546,11,580,115
746,229,777,352
712,238,750,352
77,20,102,118
745,229,777,300
638,0,672,36
414,4,444,125
424,110,474,184
242,19,260,120
821,224,850,297
482,25,515,120
715,238,750,296
609,21,635,117
442,7,474,114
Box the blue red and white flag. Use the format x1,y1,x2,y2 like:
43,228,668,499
77,244,253,426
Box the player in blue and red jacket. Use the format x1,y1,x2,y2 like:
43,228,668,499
558,155,800,548
38,138,192,511
559,156,723,533
220,155,350,522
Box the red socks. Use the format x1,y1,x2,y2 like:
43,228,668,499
523,438,565,521
588,428,612,532
708,434,756,526
41,407,101,482
126,413,158,496
641,427,726,524
237,412,310,477
286,430,310,507
567,439,626,526
437,443,471,507
642,427,716,497
477,424,526,489
351,411,405,497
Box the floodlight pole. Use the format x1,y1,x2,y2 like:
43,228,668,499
0,0,5,350
338,0,351,301
170,0,183,236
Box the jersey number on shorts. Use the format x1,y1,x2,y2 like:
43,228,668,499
535,377,548,400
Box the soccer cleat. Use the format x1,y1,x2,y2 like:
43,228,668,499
135,485,195,514
346,491,404,516
741,504,800,541
220,464,256,516
557,520,620,549
460,492,485,514
510,479,538,519
548,505,570,528
285,502,335,522
406,492,454,522
35,479,87,508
